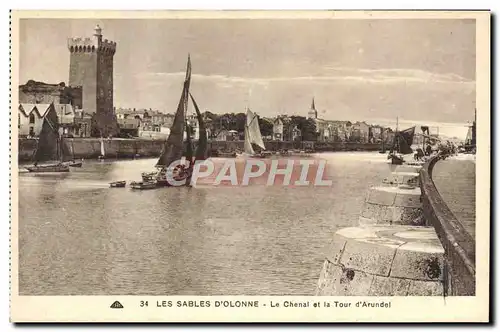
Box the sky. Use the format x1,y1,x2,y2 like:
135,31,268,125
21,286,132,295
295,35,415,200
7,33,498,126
18,18,476,138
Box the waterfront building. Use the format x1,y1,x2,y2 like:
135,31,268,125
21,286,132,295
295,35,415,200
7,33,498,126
383,128,395,145
291,125,301,141
273,117,284,141
19,102,93,138
54,103,77,137
68,25,119,137
117,117,140,137
138,125,170,140
369,125,384,143
18,103,58,138
19,80,83,109
351,121,370,143
216,129,239,141
186,114,200,140
73,110,93,137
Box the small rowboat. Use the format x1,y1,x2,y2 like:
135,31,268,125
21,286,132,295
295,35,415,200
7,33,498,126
109,181,126,188
130,181,157,190
26,163,70,173
68,161,83,168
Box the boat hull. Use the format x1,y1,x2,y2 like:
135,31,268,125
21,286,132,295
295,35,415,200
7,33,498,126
26,164,70,173
217,152,237,158
388,154,404,165
68,161,82,167
110,181,126,188
130,181,157,190
236,152,272,159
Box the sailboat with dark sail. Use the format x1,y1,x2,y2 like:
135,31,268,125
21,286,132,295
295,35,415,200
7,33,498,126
387,125,416,165
190,93,208,162
132,55,199,189
25,115,72,173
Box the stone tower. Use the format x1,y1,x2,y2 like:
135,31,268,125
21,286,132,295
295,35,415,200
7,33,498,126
67,25,119,137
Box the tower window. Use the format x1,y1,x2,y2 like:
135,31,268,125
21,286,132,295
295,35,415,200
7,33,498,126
29,113,35,124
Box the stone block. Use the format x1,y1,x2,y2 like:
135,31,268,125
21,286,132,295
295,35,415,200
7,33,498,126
316,262,342,296
340,238,399,276
407,280,443,296
320,265,374,296
395,165,423,173
368,275,411,296
366,187,396,206
391,241,445,281
393,187,422,208
361,203,392,223
325,235,347,265
392,207,424,225
358,216,377,226
383,172,420,186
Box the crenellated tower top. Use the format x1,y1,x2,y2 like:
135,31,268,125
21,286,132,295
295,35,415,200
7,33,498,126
67,25,116,55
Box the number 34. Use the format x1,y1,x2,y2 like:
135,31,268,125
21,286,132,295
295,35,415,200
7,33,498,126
140,301,148,307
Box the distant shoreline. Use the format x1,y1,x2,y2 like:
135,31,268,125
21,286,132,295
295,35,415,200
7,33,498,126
17,137,386,162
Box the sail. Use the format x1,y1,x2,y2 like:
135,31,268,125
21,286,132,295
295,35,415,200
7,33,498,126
33,117,60,163
391,126,415,155
465,126,472,145
60,136,73,162
184,123,193,162
243,126,255,155
190,93,208,161
246,109,266,150
100,138,105,156
400,126,416,147
156,56,192,168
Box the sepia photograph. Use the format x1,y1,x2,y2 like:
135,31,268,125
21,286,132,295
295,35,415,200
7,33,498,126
9,10,490,322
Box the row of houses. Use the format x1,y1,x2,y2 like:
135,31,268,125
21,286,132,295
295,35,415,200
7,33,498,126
18,103,93,138
18,104,202,140
18,97,411,146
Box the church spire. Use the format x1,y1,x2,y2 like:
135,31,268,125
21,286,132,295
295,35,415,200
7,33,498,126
308,97,318,119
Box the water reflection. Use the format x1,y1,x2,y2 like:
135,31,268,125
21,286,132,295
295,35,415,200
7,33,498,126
19,153,392,295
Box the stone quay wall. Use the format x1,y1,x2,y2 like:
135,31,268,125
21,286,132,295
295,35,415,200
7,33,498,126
420,154,476,296
316,160,447,296
316,153,475,296
17,138,384,162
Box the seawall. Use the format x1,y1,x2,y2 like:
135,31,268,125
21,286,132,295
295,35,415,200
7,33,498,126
315,153,473,296
17,138,384,162
420,154,476,296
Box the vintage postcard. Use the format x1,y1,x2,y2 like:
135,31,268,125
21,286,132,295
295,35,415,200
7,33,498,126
10,10,490,323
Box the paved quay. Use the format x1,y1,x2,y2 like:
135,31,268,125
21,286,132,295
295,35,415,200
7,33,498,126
431,156,476,239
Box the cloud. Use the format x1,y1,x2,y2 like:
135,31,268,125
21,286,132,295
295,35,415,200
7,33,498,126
138,66,475,87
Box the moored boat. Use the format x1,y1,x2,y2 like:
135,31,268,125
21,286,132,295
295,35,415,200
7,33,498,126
68,160,83,167
110,181,126,188
387,118,415,165
26,163,70,173
130,181,157,190
25,109,72,173
138,55,208,188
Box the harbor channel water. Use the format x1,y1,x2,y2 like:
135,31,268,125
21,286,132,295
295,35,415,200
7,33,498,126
18,152,396,295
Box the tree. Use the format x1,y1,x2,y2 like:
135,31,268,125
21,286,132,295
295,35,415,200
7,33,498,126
258,116,274,137
285,116,317,141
